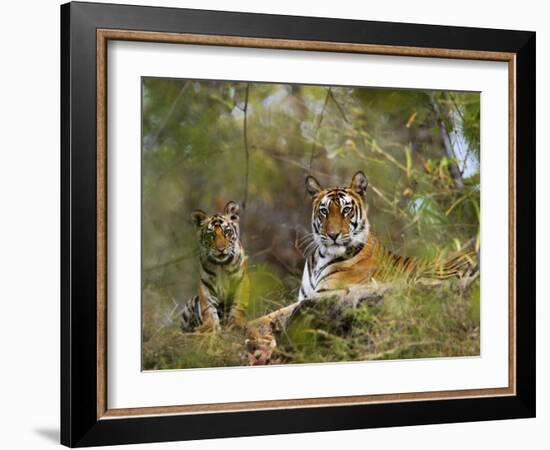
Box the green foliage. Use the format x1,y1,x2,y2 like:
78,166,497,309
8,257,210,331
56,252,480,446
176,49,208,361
141,78,480,369
142,279,480,369
143,327,247,370
246,263,294,319
276,278,480,364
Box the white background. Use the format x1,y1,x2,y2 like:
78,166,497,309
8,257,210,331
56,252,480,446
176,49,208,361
109,42,509,409
0,0,546,449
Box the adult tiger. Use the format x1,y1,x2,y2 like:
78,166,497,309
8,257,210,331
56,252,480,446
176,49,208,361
299,171,475,301
180,201,249,333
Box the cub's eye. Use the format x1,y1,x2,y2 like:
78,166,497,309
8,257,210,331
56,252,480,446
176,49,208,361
342,206,352,215
319,207,328,216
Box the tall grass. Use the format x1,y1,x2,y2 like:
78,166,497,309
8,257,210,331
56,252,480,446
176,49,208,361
143,277,479,370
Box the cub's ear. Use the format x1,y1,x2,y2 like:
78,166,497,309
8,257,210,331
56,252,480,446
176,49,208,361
190,209,208,227
350,171,368,197
224,201,240,222
305,175,322,197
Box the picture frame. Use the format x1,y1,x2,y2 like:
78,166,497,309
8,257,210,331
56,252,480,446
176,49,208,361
60,1,535,447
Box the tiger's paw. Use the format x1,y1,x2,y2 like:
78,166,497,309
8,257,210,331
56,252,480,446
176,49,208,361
226,314,247,332
195,322,221,334
244,335,277,366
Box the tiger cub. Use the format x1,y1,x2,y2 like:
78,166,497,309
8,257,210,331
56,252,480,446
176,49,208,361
299,171,475,301
180,201,249,332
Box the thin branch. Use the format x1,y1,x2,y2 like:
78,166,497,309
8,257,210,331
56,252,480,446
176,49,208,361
242,83,250,213
270,153,332,178
143,251,196,272
328,89,352,125
148,300,182,340
460,148,472,176
144,81,190,151
308,87,331,170
446,93,473,175
440,124,465,189
448,92,465,123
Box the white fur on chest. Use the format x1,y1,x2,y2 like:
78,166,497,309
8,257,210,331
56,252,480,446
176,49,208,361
299,251,335,301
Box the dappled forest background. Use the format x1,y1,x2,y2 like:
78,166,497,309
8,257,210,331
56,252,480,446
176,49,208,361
142,78,481,370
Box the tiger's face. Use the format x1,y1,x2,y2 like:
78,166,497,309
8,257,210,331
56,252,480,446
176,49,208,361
191,201,241,263
305,171,369,257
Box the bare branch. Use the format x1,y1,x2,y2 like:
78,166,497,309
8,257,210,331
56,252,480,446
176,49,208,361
308,87,331,170
242,83,250,213
448,92,465,123
143,251,196,272
328,89,352,125
144,81,191,152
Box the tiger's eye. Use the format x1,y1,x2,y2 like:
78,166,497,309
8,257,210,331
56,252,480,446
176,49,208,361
319,207,328,216
342,206,352,215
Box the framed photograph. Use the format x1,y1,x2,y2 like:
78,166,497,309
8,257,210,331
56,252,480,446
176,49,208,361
61,1,535,447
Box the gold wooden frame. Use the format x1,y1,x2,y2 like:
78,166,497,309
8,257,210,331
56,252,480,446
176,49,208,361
96,29,516,420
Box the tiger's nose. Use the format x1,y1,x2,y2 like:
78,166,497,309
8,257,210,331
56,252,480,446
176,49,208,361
328,231,340,242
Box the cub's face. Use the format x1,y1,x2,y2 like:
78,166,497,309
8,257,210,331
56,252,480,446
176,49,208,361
305,171,370,257
191,201,240,263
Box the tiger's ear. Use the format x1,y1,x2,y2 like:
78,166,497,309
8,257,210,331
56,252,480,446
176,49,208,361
305,175,322,197
224,201,240,222
190,209,208,227
350,171,368,197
